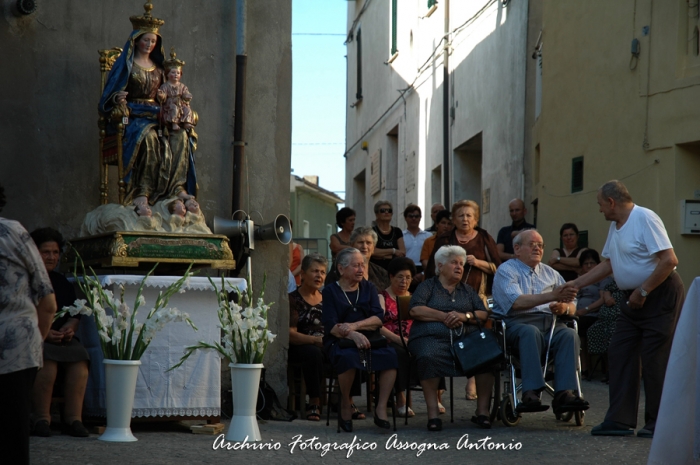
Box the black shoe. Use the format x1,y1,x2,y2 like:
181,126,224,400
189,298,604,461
516,390,549,413
338,416,353,432
552,390,590,414
591,420,634,436
427,418,442,431
62,420,90,437
32,420,51,437
373,409,391,429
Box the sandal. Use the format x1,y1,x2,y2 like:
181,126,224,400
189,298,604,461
471,415,492,429
427,418,442,432
306,404,321,422
397,405,415,417
351,403,366,420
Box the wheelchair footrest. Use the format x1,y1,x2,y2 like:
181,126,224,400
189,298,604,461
515,404,550,413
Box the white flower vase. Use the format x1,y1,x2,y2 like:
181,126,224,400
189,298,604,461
99,359,142,442
226,363,264,442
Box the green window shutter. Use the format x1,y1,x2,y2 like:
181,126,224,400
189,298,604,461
571,156,583,193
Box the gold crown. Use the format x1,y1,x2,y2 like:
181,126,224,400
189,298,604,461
163,48,185,70
129,1,164,34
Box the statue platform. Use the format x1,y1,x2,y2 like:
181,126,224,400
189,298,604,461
66,231,236,271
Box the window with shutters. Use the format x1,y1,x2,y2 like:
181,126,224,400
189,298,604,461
370,149,381,195
571,156,584,193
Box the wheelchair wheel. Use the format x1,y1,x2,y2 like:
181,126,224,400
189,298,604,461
575,410,585,426
500,396,521,427
489,371,501,424
557,411,573,422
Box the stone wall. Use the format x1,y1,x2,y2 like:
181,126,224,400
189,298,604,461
0,0,292,397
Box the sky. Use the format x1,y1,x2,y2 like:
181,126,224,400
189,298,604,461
291,0,347,200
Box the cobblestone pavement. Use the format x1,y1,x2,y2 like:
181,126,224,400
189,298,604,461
31,376,652,465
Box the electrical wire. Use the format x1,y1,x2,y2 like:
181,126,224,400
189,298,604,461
292,33,345,36
345,0,374,44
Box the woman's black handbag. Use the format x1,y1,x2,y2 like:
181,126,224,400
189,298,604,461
450,320,503,377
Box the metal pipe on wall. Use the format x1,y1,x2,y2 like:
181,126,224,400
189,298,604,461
232,0,248,215
442,0,451,207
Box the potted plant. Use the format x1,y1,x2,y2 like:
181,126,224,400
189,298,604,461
56,258,197,442
171,276,276,442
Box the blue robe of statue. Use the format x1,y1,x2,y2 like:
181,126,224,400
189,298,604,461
99,29,197,205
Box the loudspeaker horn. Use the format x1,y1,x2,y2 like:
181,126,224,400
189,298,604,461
212,216,249,237
255,214,291,245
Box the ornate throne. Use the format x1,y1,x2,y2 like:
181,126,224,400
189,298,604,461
98,47,127,205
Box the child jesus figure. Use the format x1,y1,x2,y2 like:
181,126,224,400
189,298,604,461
158,49,194,132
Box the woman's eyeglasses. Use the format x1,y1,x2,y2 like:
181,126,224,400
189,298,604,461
379,208,393,214
406,214,420,219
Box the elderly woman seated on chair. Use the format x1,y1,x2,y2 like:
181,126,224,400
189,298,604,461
30,228,90,438
288,253,327,421
408,245,494,431
322,248,398,432
378,257,417,417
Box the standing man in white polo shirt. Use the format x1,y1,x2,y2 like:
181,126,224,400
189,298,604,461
566,180,684,438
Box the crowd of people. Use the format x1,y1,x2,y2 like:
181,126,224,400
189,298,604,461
288,180,684,438
0,177,684,462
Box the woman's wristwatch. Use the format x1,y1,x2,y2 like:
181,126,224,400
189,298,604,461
465,312,472,321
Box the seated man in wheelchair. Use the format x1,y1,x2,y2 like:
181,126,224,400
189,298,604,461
492,229,590,414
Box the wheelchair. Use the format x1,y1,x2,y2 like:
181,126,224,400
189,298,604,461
488,314,587,427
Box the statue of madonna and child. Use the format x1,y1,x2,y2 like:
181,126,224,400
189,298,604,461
84,1,211,236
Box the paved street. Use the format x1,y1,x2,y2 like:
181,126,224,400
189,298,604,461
32,375,652,465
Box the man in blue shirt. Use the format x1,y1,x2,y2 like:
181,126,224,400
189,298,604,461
493,229,589,413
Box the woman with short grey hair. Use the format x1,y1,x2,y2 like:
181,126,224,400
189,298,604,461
433,245,467,276
322,248,398,432
408,245,495,431
326,227,390,291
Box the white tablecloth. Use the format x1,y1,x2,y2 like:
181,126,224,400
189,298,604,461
77,276,246,418
648,277,700,464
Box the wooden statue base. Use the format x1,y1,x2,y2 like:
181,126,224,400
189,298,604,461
66,231,236,271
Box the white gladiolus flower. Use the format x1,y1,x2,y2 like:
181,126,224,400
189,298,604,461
118,302,129,317
98,330,111,342
265,330,276,342
137,295,146,306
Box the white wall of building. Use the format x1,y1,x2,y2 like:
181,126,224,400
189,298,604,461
344,0,530,234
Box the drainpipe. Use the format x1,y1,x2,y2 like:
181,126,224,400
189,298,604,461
232,0,247,214
442,0,451,206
